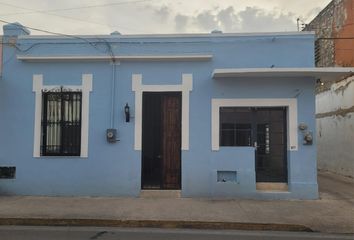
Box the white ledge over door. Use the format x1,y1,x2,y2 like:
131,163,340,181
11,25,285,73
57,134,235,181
18,55,213,62
212,67,354,83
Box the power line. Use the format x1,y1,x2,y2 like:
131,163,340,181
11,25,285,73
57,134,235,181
0,1,150,33
0,0,153,17
0,22,117,63
0,19,106,53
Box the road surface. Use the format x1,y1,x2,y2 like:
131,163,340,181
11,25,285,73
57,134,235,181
0,226,353,240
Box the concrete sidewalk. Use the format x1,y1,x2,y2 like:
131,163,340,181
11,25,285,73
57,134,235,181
0,171,353,234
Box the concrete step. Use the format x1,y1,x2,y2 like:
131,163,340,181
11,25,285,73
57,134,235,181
256,183,288,192
140,190,181,198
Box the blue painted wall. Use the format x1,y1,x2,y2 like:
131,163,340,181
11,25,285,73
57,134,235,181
0,23,318,199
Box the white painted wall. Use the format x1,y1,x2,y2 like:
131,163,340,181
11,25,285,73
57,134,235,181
316,76,354,177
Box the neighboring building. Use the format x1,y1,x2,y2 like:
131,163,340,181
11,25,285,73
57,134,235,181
0,23,352,199
304,0,354,177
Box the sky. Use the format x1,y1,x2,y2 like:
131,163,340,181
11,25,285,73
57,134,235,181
0,0,332,35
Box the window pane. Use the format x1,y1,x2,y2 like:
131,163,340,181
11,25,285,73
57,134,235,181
41,91,82,156
235,126,251,146
220,128,235,146
220,108,252,147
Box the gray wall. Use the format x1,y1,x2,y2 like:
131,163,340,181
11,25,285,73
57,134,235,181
316,76,354,177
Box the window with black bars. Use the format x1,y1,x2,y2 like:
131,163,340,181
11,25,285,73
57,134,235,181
41,89,82,156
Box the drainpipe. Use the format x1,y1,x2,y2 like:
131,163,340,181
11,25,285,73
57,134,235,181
110,61,116,129
106,34,120,143
106,59,119,143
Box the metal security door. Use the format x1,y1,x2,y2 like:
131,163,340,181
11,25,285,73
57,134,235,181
254,108,287,183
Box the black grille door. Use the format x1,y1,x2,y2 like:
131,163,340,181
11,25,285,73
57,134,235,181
255,108,287,182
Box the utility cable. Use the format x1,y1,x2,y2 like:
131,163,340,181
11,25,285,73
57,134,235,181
0,0,154,16
0,1,147,32
0,19,104,53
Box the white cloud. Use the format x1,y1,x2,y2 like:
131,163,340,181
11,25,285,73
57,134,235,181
172,6,298,33
217,7,241,32
0,0,332,35
175,14,189,32
154,6,170,21
238,7,297,32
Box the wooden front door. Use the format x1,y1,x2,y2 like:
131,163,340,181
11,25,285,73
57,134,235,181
141,92,181,189
161,94,181,189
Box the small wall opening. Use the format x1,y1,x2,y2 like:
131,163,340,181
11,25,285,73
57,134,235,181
217,171,237,183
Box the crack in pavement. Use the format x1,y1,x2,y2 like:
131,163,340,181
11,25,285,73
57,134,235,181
90,231,108,239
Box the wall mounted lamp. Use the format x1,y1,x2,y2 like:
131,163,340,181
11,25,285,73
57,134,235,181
316,78,324,86
124,103,130,122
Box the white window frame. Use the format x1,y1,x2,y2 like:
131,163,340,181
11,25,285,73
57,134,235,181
211,98,298,151
132,73,193,151
32,74,92,158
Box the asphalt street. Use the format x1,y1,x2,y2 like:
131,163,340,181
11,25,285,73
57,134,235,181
0,226,353,240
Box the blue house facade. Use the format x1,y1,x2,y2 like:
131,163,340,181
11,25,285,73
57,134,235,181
1,23,353,199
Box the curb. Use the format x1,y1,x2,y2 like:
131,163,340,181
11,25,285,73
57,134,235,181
0,218,313,232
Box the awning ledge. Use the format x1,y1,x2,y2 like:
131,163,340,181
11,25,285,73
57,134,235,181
212,67,354,82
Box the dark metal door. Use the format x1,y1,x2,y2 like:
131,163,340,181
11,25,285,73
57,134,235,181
254,108,287,183
141,92,181,189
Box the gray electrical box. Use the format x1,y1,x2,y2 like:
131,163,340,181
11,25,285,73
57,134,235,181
106,129,117,143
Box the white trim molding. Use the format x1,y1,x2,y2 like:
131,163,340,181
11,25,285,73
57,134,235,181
211,98,298,151
212,67,354,83
19,31,314,40
18,55,213,62
32,74,93,158
132,73,193,151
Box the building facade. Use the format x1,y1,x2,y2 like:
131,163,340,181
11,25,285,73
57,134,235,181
0,23,352,199
304,0,354,177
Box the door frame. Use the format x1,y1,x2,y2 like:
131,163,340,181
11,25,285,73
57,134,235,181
211,98,298,187
132,74,193,151
211,98,298,152
132,73,193,191
252,107,288,183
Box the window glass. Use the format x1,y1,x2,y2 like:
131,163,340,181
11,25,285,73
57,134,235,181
41,90,82,156
220,107,252,147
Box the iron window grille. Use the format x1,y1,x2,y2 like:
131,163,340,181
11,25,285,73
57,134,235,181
0,167,16,179
41,88,82,156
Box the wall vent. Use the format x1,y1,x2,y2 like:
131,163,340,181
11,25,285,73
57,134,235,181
217,171,237,183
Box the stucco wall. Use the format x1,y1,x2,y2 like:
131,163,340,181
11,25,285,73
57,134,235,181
316,76,354,177
0,27,318,199
305,0,354,177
